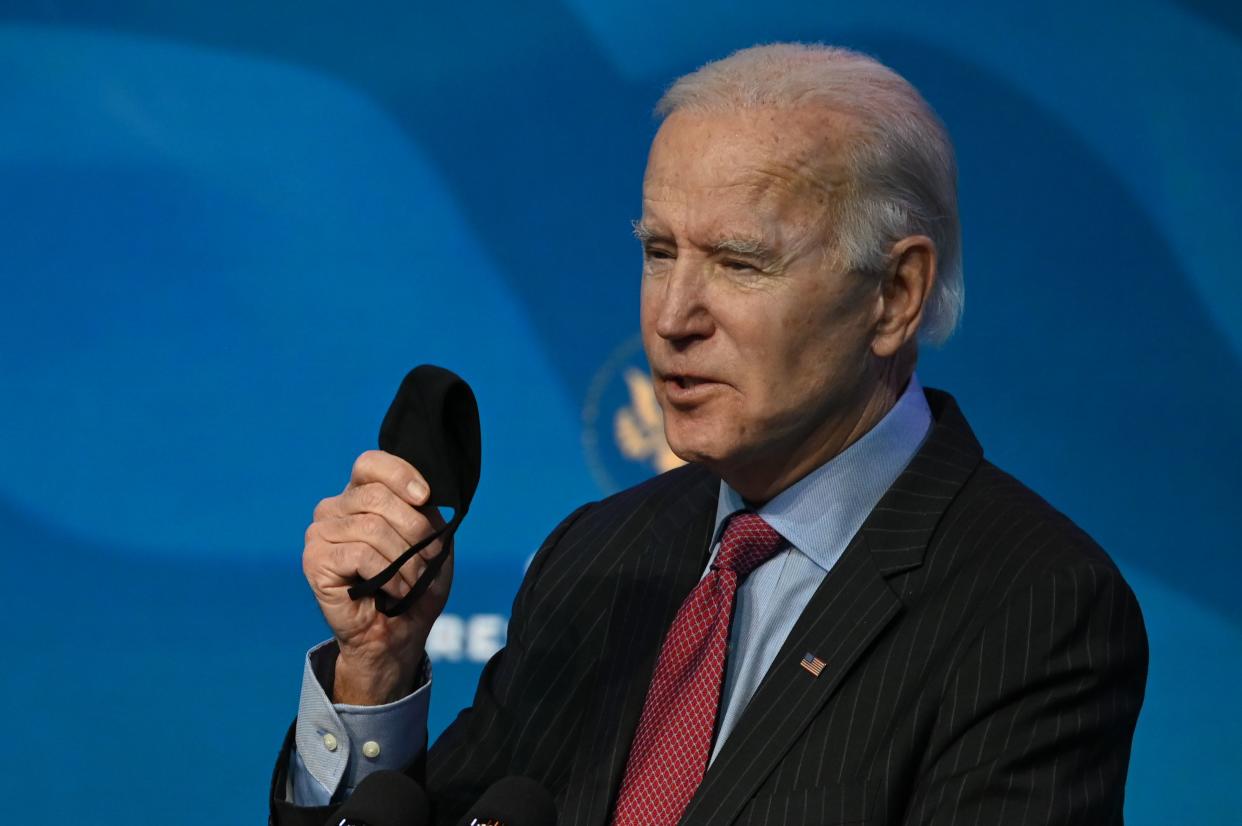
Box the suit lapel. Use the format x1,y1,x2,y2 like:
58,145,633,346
681,533,900,824
564,468,719,825
681,389,983,825
862,389,983,576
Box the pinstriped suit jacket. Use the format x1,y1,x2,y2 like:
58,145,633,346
270,389,1147,825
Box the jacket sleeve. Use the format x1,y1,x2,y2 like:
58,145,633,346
423,502,595,823
903,560,1148,825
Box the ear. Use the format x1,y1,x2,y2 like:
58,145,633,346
871,235,937,358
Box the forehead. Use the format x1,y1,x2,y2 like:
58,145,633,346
641,107,855,236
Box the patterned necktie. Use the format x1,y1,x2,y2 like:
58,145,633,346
612,512,785,825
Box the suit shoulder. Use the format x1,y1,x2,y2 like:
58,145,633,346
939,459,1128,586
571,462,718,528
923,460,1147,668
514,464,716,631
525,463,716,573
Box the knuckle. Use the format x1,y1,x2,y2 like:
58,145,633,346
312,497,334,521
353,450,385,479
357,483,387,511
356,512,386,539
302,542,326,580
329,542,353,571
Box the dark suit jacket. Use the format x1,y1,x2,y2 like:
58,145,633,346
271,389,1147,825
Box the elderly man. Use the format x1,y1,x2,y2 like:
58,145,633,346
271,44,1147,825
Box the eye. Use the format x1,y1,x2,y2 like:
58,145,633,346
722,259,755,271
644,247,675,261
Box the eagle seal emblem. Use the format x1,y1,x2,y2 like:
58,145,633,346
582,334,685,494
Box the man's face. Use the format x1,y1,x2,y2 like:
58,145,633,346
639,107,882,494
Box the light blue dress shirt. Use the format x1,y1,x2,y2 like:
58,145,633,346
290,377,932,805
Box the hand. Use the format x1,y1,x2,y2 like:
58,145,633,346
302,450,454,705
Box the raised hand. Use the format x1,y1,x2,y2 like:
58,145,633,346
302,450,453,705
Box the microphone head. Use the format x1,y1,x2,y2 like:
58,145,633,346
456,776,556,826
329,770,430,826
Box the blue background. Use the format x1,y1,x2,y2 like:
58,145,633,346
1,1,1239,821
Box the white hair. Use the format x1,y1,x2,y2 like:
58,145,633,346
657,43,963,344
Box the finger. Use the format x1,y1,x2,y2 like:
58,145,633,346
306,540,412,603
336,482,441,548
349,450,430,506
317,513,411,560
313,492,345,523
337,542,413,602
311,515,427,590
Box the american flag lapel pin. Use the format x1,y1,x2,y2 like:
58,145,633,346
800,652,826,677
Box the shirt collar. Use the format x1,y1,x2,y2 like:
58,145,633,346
711,375,933,572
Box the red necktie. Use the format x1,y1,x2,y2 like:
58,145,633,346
612,512,785,825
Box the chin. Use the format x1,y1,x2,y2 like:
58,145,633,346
663,419,732,470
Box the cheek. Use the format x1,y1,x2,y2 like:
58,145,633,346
639,281,662,336
793,279,875,350
763,308,829,376
754,301,866,401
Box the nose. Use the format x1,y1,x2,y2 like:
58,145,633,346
647,261,714,344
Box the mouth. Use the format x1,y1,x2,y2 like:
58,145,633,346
660,372,724,405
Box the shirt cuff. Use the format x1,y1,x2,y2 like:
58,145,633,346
291,640,431,806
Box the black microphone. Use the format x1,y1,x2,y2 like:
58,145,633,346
455,776,557,826
327,770,430,826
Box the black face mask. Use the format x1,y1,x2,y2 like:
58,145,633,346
347,365,481,617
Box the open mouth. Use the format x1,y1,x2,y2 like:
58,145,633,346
662,374,721,402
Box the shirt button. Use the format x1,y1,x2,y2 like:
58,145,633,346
362,740,381,759
322,733,338,752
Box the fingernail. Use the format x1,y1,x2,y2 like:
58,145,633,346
407,480,428,502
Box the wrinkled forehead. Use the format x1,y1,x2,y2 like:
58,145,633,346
641,106,856,234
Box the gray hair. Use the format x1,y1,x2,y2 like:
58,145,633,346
657,43,963,344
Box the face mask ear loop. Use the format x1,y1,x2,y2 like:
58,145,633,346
371,507,466,617
346,520,452,603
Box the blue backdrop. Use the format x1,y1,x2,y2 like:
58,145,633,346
1,2,1238,822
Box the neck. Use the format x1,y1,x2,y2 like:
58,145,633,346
726,357,913,505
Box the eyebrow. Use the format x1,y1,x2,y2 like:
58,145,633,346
709,237,775,259
632,220,777,261
632,220,659,243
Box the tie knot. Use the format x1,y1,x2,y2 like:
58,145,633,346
715,512,784,577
